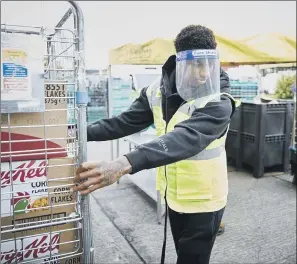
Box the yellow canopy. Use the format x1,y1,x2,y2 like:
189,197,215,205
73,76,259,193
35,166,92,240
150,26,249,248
109,34,296,66
242,33,296,63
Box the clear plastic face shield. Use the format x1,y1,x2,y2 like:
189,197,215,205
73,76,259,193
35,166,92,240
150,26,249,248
176,49,220,102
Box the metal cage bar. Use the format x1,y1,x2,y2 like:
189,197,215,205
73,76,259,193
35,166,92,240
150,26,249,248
68,2,94,263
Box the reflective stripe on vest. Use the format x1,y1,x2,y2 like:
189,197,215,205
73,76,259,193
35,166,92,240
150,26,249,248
187,145,224,160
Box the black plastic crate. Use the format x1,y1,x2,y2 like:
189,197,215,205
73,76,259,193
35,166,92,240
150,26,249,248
226,101,294,178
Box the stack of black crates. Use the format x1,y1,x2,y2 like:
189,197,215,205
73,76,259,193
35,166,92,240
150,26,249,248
226,101,294,178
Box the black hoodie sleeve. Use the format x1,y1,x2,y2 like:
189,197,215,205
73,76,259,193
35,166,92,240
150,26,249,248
87,87,153,141
125,68,235,174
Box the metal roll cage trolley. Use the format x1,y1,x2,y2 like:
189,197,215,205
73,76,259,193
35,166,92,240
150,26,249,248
1,1,94,263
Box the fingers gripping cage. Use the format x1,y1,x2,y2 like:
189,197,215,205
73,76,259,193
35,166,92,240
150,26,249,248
1,1,93,264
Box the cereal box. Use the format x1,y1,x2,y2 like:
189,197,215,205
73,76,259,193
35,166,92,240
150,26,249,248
1,230,82,264
1,83,68,162
1,157,75,218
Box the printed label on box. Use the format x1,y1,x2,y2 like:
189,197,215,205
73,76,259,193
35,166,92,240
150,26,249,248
1,33,43,102
44,83,67,107
1,48,30,100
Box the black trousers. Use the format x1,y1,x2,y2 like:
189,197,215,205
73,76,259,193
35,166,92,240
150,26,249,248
168,207,225,264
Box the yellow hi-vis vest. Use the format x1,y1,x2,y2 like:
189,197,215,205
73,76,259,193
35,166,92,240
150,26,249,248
146,80,240,213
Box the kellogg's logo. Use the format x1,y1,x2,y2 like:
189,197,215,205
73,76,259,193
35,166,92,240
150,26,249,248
23,234,60,260
1,234,60,264
1,160,47,187
0,248,23,264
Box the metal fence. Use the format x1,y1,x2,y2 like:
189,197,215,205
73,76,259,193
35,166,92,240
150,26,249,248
1,1,93,263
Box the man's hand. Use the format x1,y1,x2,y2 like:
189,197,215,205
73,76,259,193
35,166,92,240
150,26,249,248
72,156,132,195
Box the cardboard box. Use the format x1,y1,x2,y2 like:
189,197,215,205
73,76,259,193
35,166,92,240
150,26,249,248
1,230,82,264
1,157,81,263
1,157,77,232
1,83,68,162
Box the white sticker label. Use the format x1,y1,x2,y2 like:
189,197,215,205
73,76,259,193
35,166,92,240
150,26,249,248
192,49,218,57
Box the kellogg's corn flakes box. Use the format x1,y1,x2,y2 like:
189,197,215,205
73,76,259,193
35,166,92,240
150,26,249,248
1,157,78,240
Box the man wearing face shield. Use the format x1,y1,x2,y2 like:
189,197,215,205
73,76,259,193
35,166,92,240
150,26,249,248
73,25,238,264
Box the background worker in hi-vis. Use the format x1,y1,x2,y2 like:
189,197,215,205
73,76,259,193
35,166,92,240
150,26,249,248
73,25,238,264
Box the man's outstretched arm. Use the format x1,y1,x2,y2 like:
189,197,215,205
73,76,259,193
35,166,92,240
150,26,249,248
125,95,235,174
73,97,235,195
87,87,154,141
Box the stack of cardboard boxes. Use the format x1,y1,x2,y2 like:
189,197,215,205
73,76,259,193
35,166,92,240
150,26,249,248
1,83,82,264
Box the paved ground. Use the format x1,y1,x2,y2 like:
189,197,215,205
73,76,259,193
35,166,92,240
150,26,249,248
87,140,296,264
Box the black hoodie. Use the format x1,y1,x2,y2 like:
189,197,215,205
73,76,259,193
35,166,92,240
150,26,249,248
87,55,235,174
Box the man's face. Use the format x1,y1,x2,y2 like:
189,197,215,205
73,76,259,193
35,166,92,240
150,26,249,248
186,59,214,87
